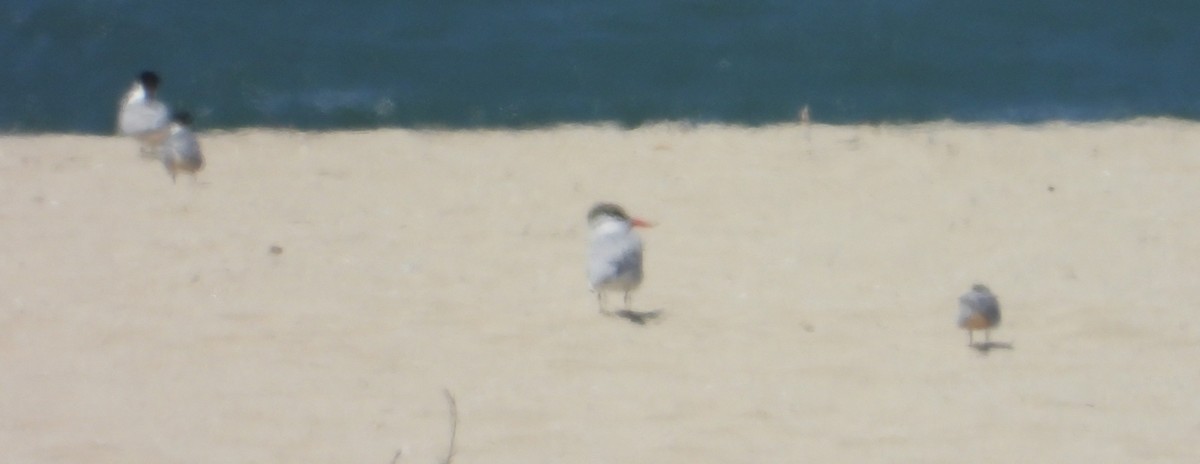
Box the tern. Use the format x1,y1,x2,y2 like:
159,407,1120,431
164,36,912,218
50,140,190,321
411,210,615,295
159,111,204,183
958,284,1001,346
587,203,652,315
117,70,171,158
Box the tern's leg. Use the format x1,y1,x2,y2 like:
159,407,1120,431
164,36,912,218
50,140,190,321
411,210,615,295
984,330,991,345
596,292,609,315
967,330,974,347
624,291,634,312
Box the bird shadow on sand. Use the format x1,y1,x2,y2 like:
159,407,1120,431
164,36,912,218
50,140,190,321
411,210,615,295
971,341,1014,354
612,309,664,326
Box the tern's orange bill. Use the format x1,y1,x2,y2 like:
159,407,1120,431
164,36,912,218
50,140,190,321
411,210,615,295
631,218,654,228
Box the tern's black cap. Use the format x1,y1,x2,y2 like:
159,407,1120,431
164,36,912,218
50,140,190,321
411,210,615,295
587,203,630,222
171,111,193,126
138,70,161,90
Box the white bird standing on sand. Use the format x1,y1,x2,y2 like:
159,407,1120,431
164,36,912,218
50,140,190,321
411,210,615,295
587,203,653,315
159,111,204,183
117,70,171,157
958,284,1001,346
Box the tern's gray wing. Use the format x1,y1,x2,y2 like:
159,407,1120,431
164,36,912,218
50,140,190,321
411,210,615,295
587,230,644,290
958,289,1001,327
160,126,203,175
610,240,643,281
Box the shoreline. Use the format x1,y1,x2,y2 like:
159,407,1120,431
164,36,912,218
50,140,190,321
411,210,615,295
2,115,1197,137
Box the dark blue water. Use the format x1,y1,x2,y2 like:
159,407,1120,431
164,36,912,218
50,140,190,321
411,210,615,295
3,1,1198,132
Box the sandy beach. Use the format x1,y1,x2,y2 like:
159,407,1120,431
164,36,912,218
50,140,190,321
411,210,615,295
2,121,1199,463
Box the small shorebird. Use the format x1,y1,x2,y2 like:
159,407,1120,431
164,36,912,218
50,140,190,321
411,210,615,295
587,203,652,315
159,111,204,183
117,70,171,158
958,284,1001,346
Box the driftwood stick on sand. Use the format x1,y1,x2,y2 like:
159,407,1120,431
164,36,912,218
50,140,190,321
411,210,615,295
441,389,458,464
389,389,458,464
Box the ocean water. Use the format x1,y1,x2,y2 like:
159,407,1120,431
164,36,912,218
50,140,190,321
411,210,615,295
3,1,1198,133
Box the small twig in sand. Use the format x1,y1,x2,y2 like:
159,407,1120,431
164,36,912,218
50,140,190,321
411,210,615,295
389,389,458,464
441,389,458,464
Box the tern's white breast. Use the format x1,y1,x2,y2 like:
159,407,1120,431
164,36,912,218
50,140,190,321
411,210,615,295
117,83,170,139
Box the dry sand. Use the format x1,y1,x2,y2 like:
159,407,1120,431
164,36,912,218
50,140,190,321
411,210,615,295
1,121,1199,463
